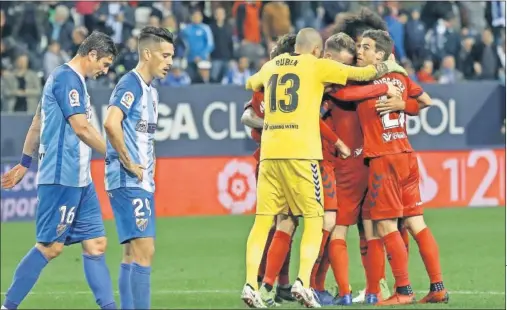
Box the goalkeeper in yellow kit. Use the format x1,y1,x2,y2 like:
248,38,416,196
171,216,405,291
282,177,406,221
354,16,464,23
241,28,405,309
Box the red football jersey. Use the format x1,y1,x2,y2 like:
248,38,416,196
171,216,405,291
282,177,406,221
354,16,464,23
320,100,337,162
356,73,413,158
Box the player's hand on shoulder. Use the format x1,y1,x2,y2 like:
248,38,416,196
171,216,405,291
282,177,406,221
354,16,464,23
1,164,28,189
123,161,145,182
383,60,408,76
375,97,406,116
386,82,401,98
334,139,351,159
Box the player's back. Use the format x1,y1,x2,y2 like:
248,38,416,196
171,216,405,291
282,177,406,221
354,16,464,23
105,70,159,193
356,72,413,158
260,53,330,160
38,64,92,187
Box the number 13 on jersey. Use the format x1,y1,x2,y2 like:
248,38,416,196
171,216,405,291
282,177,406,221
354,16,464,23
267,73,301,113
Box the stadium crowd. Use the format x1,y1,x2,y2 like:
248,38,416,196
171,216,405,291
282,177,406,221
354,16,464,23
0,1,505,113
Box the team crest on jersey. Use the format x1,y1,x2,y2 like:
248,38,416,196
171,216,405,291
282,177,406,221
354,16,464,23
56,224,67,237
120,91,134,109
136,218,148,232
69,89,80,107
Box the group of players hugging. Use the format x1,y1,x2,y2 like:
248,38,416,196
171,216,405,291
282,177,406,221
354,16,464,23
240,8,449,309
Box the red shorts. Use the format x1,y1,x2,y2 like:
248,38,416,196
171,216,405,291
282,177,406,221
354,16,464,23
362,152,423,221
320,161,338,211
335,157,369,226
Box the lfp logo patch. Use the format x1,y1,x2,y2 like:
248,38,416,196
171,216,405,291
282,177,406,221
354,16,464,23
120,92,134,109
69,89,80,107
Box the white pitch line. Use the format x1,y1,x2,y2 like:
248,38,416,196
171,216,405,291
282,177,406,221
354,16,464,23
0,290,504,296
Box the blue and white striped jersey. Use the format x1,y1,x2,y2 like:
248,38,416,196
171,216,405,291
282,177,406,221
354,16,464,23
105,70,159,193
37,64,92,187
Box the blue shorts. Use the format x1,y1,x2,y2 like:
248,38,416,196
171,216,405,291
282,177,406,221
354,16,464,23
36,183,105,246
108,187,156,244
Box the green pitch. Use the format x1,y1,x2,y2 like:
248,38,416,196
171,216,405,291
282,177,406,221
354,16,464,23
1,207,505,309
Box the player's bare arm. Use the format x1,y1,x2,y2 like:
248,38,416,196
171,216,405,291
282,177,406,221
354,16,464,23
1,103,42,189
103,105,145,182
319,118,350,158
68,113,107,155
241,107,264,129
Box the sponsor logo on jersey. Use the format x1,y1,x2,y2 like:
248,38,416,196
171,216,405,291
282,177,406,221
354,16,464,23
69,89,80,107
135,120,157,134
120,91,134,109
382,132,406,142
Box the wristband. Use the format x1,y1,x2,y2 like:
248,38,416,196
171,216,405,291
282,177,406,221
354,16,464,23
20,154,32,168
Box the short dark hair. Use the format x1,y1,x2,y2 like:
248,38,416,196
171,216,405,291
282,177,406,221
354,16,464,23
362,29,393,61
270,33,296,59
333,7,387,40
325,33,356,55
138,26,174,47
77,31,118,59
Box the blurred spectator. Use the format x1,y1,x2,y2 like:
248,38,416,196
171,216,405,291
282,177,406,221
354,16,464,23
262,1,292,51
148,15,161,27
405,9,427,68
233,1,262,45
320,12,346,42
221,57,252,85
385,6,407,63
321,1,350,26
403,60,418,82
69,26,89,57
10,3,49,52
0,66,5,111
114,36,139,76
210,7,234,83
151,1,187,26
234,1,264,67
289,2,322,32
471,28,502,80
193,60,212,84
486,1,506,39
497,30,506,82
420,1,464,32
95,2,135,45
457,36,476,79
425,13,461,68
2,54,42,113
75,1,100,31
435,55,463,84
181,10,214,80
417,59,436,83
159,60,191,87
0,9,13,39
462,2,486,35
161,15,185,59
43,40,70,79
48,5,75,52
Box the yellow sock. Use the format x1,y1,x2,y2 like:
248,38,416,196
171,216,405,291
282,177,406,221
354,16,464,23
246,215,274,290
298,216,323,288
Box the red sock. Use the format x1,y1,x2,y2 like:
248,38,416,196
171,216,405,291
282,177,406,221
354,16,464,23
315,242,330,291
414,228,443,284
329,239,351,296
380,240,386,280
263,230,291,286
278,237,292,286
382,231,410,287
366,239,384,294
310,230,330,289
258,226,276,281
358,230,368,290
400,226,410,257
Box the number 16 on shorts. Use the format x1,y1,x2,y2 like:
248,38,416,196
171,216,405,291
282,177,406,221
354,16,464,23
108,188,156,244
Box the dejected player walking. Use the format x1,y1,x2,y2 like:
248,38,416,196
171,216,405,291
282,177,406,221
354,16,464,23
1,31,118,310
103,26,174,309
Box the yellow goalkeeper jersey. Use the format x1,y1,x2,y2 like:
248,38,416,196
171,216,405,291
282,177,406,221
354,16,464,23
246,52,378,161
